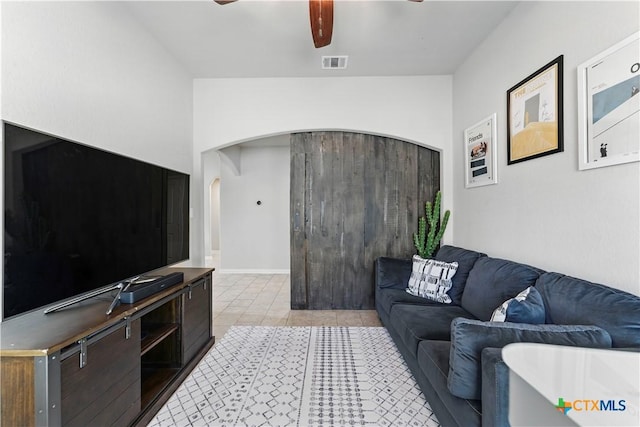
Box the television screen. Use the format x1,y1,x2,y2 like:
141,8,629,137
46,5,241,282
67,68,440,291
3,123,189,318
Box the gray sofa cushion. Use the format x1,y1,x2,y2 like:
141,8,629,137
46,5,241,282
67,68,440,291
389,304,476,355
461,257,544,321
375,257,412,289
417,340,482,427
447,318,613,400
434,245,487,305
535,272,640,348
377,287,442,320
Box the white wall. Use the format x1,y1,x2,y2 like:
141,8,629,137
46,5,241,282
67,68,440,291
0,2,194,317
453,1,640,295
192,76,454,267
219,145,290,272
1,2,193,173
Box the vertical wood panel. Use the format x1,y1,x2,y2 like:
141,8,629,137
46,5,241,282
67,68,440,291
61,321,141,427
306,132,331,309
417,147,440,218
290,132,439,309
329,132,344,308
395,139,419,258
1,357,35,427
361,136,379,306
290,133,308,309
363,134,387,262
183,281,212,363
362,135,388,304
417,148,441,253
336,132,366,308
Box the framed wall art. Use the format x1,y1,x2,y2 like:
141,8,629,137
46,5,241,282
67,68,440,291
464,113,498,188
577,32,640,170
507,55,564,165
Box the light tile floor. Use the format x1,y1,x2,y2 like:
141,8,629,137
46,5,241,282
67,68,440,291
213,272,382,341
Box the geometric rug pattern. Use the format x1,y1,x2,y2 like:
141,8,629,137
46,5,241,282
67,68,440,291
147,326,440,427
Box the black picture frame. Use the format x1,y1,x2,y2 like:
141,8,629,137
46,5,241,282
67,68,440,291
507,55,564,165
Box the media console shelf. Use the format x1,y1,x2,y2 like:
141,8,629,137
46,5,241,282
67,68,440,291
141,323,180,356
0,267,214,427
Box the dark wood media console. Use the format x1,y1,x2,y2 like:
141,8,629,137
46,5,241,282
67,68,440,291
0,267,214,426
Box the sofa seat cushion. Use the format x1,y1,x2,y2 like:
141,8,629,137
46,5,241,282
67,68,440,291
535,272,640,348
417,340,482,427
389,303,476,355
434,245,487,305
377,287,444,319
461,257,544,321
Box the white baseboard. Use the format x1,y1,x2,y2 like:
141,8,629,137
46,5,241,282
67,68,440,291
218,269,290,275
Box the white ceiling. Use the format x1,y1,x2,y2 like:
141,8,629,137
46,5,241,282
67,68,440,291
124,0,519,78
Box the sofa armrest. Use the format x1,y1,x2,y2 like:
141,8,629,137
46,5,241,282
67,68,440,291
481,347,509,427
447,318,612,400
375,257,412,290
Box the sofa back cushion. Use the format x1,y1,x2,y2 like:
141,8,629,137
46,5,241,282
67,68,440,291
434,245,486,305
461,257,544,321
375,257,412,289
448,318,612,400
535,272,640,348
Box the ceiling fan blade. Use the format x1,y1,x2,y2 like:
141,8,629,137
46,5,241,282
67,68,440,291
309,0,333,48
214,0,237,4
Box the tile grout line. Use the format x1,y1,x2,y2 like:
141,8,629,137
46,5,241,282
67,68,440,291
212,273,381,342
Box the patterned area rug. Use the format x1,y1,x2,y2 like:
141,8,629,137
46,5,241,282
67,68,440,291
148,326,440,427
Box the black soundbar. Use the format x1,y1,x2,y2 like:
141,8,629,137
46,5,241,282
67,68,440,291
119,272,185,304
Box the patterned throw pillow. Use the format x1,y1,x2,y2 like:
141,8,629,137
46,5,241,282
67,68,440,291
406,255,458,304
490,286,545,324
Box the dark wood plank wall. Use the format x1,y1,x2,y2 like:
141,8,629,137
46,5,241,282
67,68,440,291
291,131,440,309
290,133,308,310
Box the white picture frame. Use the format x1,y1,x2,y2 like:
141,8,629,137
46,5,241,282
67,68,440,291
464,113,498,188
578,32,640,170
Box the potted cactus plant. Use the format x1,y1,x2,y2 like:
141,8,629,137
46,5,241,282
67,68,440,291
407,191,455,303
413,191,450,259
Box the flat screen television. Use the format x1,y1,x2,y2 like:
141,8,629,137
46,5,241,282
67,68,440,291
3,122,190,319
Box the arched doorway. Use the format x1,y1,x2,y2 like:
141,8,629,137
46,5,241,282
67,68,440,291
210,178,221,265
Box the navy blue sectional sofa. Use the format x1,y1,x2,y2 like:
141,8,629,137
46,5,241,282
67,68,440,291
375,245,640,427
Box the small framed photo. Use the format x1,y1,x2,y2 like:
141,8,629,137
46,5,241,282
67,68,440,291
507,55,564,165
464,113,498,188
577,32,640,170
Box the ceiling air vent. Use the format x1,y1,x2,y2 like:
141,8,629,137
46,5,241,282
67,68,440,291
322,55,348,70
